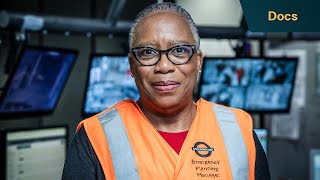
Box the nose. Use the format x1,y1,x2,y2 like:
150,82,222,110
154,53,175,74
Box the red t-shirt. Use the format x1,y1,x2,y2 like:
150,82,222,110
158,130,188,154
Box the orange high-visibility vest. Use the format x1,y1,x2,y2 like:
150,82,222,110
78,98,256,180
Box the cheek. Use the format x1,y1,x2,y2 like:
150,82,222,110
180,68,198,91
182,63,198,81
134,68,152,90
186,73,197,89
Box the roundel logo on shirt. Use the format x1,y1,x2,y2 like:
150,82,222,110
192,142,214,158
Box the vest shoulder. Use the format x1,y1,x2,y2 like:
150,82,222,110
199,98,252,120
218,103,251,120
97,99,136,116
78,99,136,130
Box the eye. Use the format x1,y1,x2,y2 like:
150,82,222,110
139,48,157,58
171,46,191,56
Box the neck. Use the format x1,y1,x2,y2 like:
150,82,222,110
137,98,197,133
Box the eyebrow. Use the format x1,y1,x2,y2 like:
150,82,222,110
169,40,193,46
135,42,158,47
135,40,194,48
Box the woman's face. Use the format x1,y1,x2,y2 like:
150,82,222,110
130,11,203,110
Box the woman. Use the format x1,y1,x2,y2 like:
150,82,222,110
62,2,270,180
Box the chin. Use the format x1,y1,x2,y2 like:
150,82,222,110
152,95,183,109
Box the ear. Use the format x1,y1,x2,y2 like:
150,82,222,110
196,49,204,72
128,53,136,76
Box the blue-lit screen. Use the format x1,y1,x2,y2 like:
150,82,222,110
0,47,77,114
311,149,320,180
83,55,139,115
254,129,268,154
199,57,297,112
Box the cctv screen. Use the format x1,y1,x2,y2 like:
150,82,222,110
83,55,140,115
254,128,268,154
310,149,320,180
0,46,77,114
199,57,297,112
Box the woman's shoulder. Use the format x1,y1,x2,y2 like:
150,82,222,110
90,99,136,119
78,99,137,128
199,98,252,120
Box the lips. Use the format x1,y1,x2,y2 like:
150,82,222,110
152,81,180,91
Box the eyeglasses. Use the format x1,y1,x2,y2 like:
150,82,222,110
131,45,197,66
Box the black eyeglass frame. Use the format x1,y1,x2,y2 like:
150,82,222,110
130,44,197,66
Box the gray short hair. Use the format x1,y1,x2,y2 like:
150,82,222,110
128,2,200,50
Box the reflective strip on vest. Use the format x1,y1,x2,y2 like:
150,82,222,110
213,105,249,180
97,108,140,180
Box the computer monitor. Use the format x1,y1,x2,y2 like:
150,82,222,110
310,149,320,180
199,57,298,113
0,46,78,118
253,129,268,155
0,125,68,180
82,54,140,117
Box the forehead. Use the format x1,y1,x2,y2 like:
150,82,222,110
133,11,194,47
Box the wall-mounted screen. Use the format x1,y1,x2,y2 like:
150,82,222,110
254,128,268,155
199,57,298,113
82,54,139,116
310,149,320,180
0,126,68,180
0,46,78,118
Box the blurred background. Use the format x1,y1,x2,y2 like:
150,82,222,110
0,0,319,179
